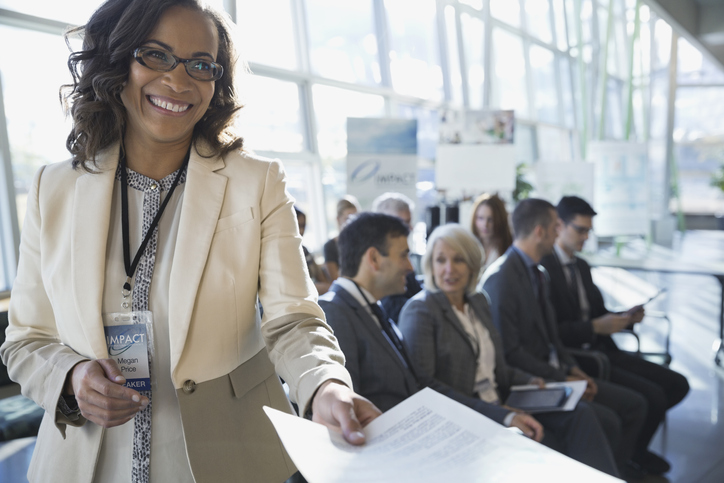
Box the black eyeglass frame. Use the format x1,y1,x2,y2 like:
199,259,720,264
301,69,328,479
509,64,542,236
132,47,224,81
568,223,593,235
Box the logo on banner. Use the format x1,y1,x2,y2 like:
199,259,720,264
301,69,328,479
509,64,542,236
350,159,381,184
350,159,416,187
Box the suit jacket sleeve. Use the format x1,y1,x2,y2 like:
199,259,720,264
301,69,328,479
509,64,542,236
255,160,351,415
0,165,89,435
398,297,510,425
483,271,569,381
317,299,361,392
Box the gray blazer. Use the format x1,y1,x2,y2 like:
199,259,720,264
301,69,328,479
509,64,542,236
319,281,510,423
397,289,532,402
480,247,578,381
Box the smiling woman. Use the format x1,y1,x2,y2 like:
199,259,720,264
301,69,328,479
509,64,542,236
61,0,242,177
0,1,379,482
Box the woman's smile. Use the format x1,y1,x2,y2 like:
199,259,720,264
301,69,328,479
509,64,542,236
121,6,218,149
147,94,192,113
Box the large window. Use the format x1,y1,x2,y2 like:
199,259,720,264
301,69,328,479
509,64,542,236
236,75,305,153
529,44,559,124
490,28,528,117
1,0,723,291
385,0,444,101
236,0,298,70
305,0,380,85
460,12,485,109
0,25,73,228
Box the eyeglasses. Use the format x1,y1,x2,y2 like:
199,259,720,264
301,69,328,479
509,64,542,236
132,47,224,81
569,223,593,235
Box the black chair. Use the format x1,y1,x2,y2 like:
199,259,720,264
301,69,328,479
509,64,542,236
0,311,44,442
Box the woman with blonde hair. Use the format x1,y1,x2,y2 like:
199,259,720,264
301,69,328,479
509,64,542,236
470,193,513,271
397,224,619,477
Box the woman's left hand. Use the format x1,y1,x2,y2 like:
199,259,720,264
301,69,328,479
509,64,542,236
311,380,382,445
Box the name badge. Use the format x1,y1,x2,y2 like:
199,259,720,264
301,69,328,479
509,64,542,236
103,311,154,391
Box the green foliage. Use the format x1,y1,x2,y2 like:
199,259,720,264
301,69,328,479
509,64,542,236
711,164,724,193
513,163,534,202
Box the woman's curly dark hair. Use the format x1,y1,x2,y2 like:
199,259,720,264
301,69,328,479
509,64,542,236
61,0,244,171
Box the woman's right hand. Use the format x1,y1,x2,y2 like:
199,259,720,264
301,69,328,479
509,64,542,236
66,359,149,428
510,413,544,442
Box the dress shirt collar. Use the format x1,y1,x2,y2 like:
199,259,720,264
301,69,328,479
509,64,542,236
554,243,575,265
336,277,378,306
513,246,542,295
513,245,538,270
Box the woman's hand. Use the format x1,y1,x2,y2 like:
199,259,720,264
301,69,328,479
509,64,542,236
567,366,598,402
528,377,546,388
66,359,148,428
510,413,545,442
311,380,382,445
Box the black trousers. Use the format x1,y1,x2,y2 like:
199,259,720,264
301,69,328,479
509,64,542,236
605,350,690,456
538,400,619,477
588,378,648,468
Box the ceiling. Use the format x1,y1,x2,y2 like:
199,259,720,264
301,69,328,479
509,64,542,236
645,0,724,72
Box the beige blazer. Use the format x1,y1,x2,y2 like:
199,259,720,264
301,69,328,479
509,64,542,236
1,143,351,483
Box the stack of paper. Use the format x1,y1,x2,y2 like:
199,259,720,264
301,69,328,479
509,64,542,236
264,387,621,483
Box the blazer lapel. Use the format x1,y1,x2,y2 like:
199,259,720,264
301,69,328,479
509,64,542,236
509,250,551,345
333,285,414,382
168,147,227,374
550,253,579,316
430,291,477,358
71,145,119,359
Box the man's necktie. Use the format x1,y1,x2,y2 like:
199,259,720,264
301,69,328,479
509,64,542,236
536,267,560,369
369,302,419,383
567,263,582,319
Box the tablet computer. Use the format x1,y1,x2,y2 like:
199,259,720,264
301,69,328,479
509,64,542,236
504,387,571,413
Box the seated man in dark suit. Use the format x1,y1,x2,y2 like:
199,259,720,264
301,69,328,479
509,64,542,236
541,195,689,475
319,212,619,477
372,192,423,323
481,198,648,479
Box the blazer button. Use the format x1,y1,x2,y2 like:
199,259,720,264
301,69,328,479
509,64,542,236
182,380,196,394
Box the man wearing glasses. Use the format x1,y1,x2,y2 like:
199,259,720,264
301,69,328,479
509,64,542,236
541,196,690,477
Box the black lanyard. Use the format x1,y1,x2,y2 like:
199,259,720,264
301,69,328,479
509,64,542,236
120,146,190,299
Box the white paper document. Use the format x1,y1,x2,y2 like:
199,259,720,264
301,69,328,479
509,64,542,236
508,380,588,412
264,387,621,483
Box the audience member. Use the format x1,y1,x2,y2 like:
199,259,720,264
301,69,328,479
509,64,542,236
398,224,618,476
323,195,360,281
481,198,648,479
470,193,513,273
319,213,545,440
295,207,331,295
372,192,423,322
541,195,689,475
